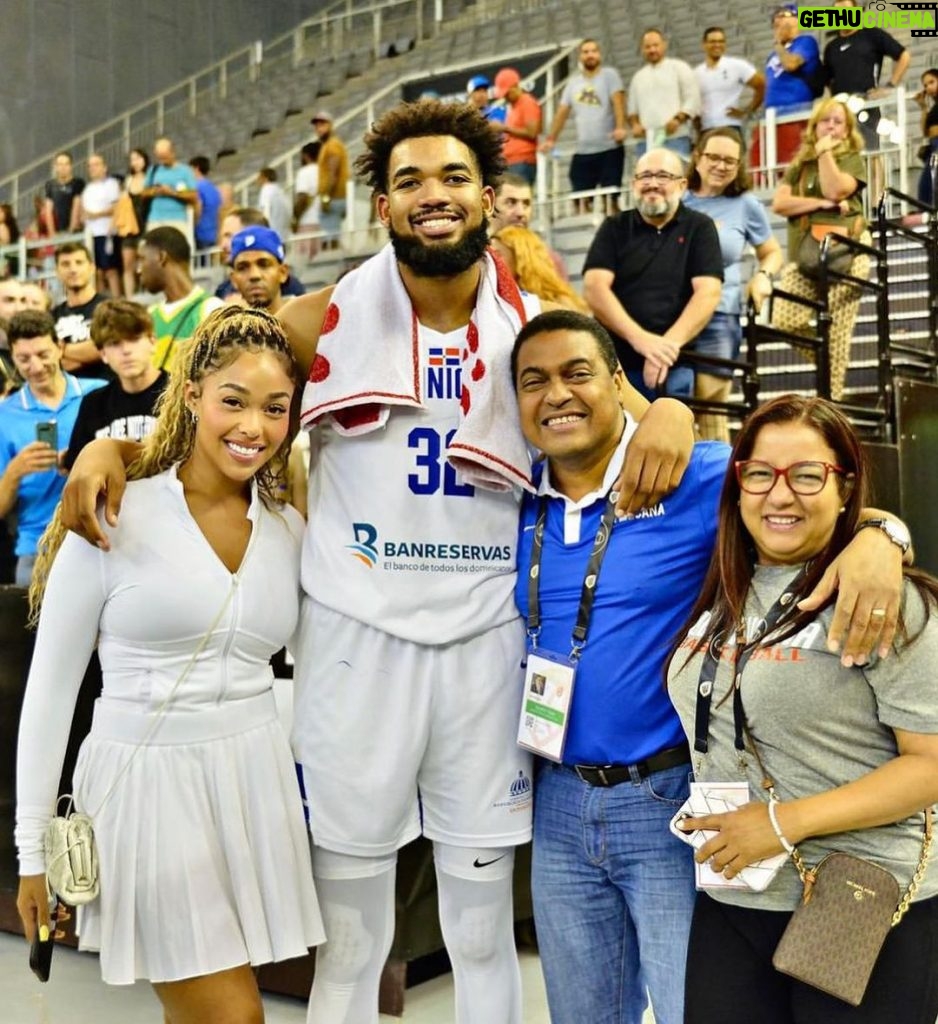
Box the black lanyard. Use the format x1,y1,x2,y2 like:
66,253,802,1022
693,566,809,754
526,491,618,661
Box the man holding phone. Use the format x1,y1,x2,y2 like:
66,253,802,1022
0,310,105,585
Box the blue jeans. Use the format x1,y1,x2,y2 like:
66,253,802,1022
532,762,696,1024
624,364,694,402
691,312,743,380
319,197,347,240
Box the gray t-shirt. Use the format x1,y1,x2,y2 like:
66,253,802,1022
668,564,938,912
560,66,624,155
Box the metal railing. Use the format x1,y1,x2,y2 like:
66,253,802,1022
229,41,581,223
876,188,938,384
0,0,453,220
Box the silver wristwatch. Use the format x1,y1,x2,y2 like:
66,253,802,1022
856,517,911,555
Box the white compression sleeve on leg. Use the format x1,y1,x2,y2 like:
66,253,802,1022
434,842,522,1024
306,848,397,1024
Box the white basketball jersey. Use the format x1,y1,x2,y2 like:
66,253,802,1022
301,314,535,646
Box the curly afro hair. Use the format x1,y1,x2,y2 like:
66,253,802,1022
355,98,506,194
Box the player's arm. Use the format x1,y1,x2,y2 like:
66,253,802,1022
276,285,334,379
59,439,143,547
615,394,695,516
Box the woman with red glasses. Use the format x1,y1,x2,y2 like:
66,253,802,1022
666,394,938,1022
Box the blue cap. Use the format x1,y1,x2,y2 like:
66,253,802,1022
467,74,491,93
229,226,285,265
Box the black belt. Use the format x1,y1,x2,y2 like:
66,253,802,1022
572,743,691,787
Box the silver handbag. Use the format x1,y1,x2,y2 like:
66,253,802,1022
44,798,99,905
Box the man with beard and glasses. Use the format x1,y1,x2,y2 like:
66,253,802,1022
584,147,723,402
57,99,698,1024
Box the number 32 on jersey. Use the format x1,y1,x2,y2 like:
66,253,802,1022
408,427,475,497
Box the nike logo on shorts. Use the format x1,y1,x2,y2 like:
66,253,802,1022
473,854,507,868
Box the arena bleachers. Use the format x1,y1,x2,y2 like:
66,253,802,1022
1,0,936,430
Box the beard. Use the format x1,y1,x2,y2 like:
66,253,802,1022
636,193,678,219
388,220,489,277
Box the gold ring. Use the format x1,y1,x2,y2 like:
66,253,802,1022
871,609,887,617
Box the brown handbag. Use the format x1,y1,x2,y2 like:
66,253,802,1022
743,724,933,1006
794,166,865,281
771,847,922,1006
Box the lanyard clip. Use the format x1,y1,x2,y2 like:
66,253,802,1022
569,641,584,662
526,627,540,651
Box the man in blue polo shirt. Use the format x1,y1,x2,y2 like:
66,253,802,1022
512,309,726,1024
510,309,907,1024
0,310,105,585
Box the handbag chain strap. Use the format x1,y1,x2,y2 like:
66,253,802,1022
742,719,932,926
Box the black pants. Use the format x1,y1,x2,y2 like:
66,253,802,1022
684,891,938,1024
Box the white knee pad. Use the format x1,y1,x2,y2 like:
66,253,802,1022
434,843,522,1024
307,849,397,1024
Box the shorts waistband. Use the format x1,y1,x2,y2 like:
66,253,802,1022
569,742,691,787
89,690,278,745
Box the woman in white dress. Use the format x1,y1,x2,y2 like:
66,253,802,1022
16,307,324,1023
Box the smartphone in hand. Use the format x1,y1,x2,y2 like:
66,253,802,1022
35,420,58,450
28,902,57,983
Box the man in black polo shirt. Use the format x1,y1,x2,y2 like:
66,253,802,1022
583,147,722,401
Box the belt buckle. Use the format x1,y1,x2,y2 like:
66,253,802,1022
574,764,598,785
574,764,611,786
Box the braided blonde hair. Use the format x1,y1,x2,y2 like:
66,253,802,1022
29,306,301,622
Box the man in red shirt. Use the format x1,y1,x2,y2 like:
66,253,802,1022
493,67,542,184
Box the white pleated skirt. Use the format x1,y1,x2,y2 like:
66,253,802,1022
72,690,325,985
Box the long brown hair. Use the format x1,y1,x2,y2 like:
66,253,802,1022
28,307,300,622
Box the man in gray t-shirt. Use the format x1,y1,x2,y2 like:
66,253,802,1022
540,39,627,212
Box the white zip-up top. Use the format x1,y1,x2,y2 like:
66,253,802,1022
15,467,304,872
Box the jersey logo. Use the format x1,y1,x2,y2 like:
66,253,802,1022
426,347,462,400
347,522,378,567
473,854,506,869
510,770,532,797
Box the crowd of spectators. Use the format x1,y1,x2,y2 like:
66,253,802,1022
1,19,935,1024
0,5,917,586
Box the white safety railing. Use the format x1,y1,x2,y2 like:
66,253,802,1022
230,40,581,236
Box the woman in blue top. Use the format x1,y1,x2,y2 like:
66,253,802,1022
684,129,782,442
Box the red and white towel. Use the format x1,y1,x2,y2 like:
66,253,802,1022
300,243,535,492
